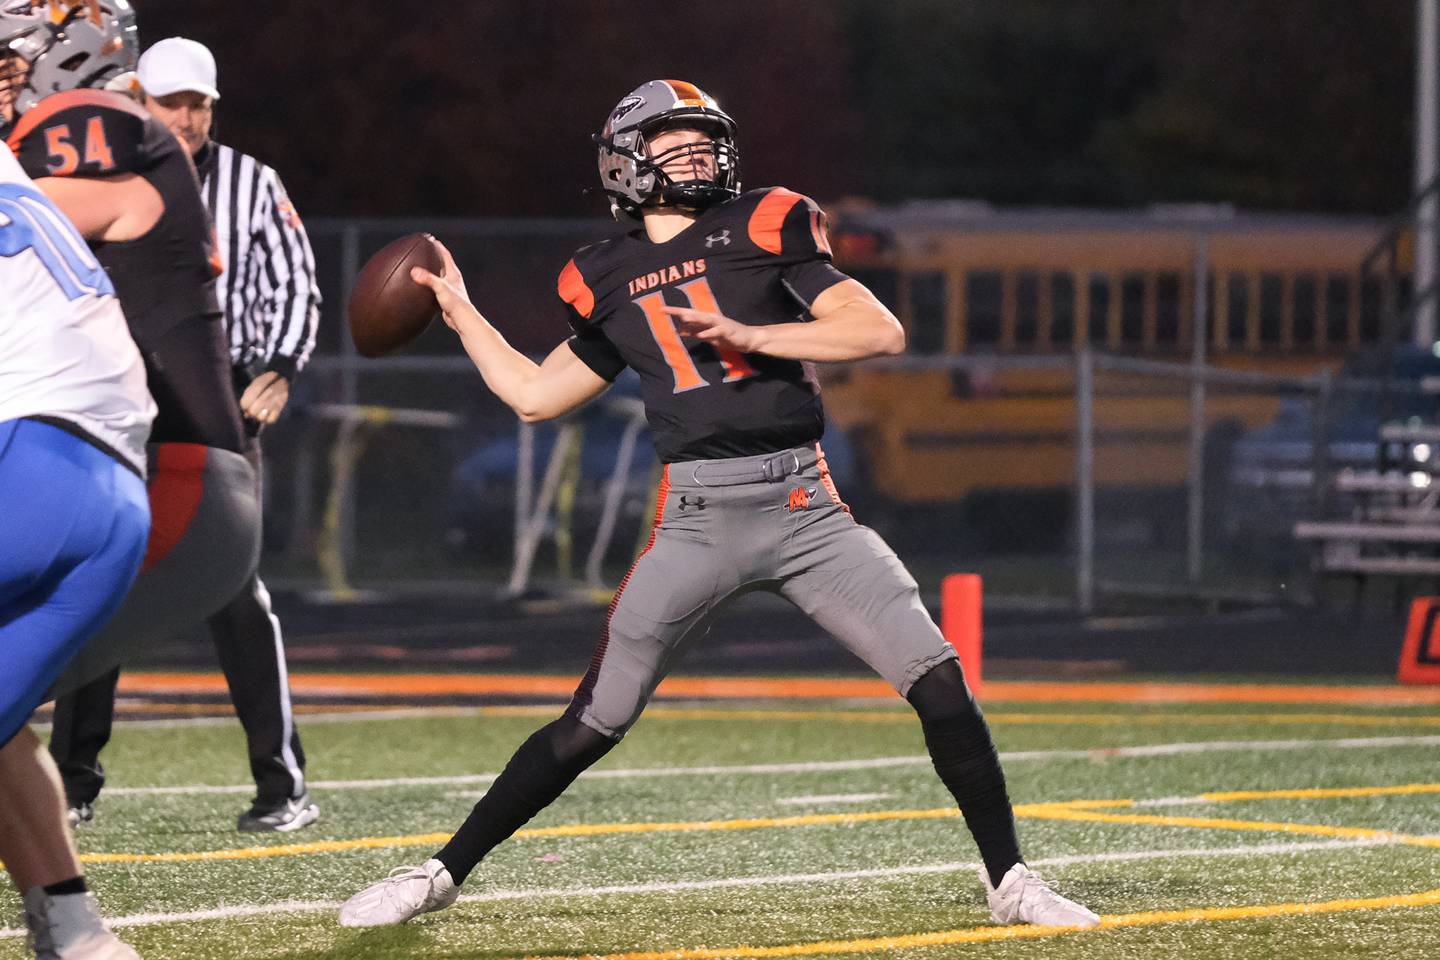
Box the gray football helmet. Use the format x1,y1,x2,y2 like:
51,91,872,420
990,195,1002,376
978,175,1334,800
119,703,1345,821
0,1,137,123
594,79,740,222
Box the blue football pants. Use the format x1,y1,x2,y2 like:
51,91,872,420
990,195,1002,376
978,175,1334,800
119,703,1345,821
0,418,150,748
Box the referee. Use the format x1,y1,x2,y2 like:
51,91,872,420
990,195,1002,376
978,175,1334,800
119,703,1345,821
48,38,322,832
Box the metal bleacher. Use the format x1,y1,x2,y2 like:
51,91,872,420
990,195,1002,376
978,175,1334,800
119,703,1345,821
1292,175,1440,584
1295,418,1440,579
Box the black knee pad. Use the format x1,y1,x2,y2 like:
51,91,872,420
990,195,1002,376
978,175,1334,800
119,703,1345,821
906,659,979,726
544,714,619,769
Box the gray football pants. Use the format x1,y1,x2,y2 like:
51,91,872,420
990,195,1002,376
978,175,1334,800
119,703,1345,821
567,443,958,739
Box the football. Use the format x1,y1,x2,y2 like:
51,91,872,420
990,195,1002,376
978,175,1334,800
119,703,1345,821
347,233,444,358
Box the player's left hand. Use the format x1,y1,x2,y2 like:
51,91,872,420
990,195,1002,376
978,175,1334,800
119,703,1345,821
240,371,290,425
663,305,766,354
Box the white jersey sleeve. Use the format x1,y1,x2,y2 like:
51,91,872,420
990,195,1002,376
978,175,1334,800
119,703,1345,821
0,142,154,474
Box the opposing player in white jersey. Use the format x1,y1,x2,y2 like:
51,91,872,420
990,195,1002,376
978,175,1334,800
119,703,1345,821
0,139,151,958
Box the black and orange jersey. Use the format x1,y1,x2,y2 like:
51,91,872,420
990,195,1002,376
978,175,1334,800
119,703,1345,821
7,90,223,349
6,90,242,452
559,187,849,462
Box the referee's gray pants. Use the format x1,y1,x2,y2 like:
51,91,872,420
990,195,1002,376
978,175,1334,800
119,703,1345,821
567,443,958,740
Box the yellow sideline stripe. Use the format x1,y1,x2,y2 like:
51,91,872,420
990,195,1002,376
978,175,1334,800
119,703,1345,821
1201,783,1440,802
1019,804,1440,850
521,888,1440,960
1043,782,1440,810
77,808,968,864
73,782,1440,866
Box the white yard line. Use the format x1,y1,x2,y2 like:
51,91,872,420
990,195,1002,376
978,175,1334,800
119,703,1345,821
101,734,1440,797
777,793,896,806
0,837,1393,939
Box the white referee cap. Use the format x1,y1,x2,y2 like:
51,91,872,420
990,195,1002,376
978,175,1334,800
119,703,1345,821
136,37,220,101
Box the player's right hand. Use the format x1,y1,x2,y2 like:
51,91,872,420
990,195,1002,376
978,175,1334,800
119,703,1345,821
410,238,475,334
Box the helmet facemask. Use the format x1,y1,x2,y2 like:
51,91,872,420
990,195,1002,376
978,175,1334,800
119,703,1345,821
0,10,40,129
638,120,740,212
595,80,741,222
0,1,136,123
0,48,29,128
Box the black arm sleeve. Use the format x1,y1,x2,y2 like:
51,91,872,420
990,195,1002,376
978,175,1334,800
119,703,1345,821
782,259,851,309
566,325,627,381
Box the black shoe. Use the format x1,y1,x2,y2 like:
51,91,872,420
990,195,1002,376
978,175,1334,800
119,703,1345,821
237,792,320,833
66,802,94,829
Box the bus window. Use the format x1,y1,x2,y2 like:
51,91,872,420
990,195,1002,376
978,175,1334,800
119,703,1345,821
908,271,947,354
1156,272,1181,348
1121,274,1145,346
1360,277,1382,343
1260,273,1283,347
966,271,1003,348
1088,273,1110,345
1050,273,1076,349
1324,275,1350,348
1293,274,1317,349
1015,271,1039,348
1225,273,1250,349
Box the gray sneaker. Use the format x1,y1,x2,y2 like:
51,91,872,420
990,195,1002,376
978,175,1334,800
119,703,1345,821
236,792,320,833
67,803,94,830
338,859,459,928
981,864,1101,928
23,888,140,960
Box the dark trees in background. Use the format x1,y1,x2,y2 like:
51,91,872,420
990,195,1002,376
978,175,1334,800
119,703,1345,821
138,1,1412,216
135,1,854,216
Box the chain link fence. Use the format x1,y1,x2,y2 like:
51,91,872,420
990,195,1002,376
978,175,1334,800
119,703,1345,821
253,218,1422,611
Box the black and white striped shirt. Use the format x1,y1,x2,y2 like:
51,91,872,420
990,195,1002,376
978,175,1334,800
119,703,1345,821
196,141,320,380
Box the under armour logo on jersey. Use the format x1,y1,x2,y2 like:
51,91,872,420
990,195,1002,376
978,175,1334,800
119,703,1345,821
705,229,732,249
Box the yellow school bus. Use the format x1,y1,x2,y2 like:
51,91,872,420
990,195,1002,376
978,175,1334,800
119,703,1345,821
821,204,1388,504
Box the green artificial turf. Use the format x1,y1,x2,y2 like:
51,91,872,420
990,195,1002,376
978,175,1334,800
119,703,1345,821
2,694,1437,959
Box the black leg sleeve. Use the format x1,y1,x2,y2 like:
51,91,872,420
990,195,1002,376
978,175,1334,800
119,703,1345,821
907,659,1024,887
47,667,121,806
435,715,617,885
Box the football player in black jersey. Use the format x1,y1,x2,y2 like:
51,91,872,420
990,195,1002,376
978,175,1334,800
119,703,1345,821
341,80,1099,932
1,0,259,803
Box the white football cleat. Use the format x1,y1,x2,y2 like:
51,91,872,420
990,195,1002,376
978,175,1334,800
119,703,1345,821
338,858,459,928
981,864,1101,928
22,888,140,959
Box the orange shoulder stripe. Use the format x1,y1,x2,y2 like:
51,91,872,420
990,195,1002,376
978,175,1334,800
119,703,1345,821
558,258,595,319
747,187,805,256
6,89,149,151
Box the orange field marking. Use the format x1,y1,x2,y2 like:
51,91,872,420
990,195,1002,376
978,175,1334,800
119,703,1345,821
115,672,1440,706
57,700,1440,729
